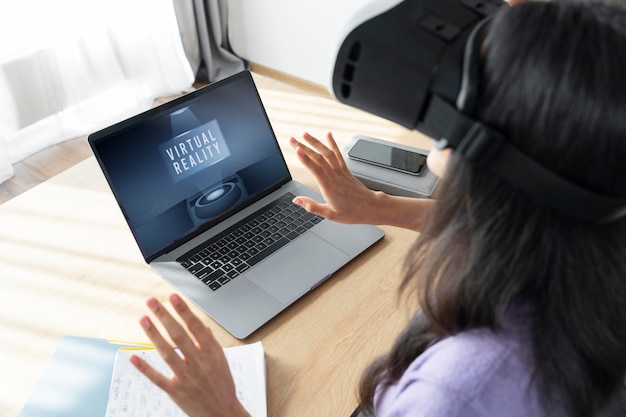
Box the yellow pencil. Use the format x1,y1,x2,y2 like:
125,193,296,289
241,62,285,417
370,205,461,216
107,339,154,347
118,346,156,351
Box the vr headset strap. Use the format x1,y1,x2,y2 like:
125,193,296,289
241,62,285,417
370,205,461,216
422,95,626,223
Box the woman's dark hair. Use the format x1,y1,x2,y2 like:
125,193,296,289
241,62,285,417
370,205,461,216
358,1,626,416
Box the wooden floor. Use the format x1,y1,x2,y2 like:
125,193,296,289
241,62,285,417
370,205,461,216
0,136,92,205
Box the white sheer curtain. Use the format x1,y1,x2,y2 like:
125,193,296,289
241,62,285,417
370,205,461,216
0,0,196,184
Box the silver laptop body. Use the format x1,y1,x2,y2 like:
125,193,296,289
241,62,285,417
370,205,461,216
89,71,384,339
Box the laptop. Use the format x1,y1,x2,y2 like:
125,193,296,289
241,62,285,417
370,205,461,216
88,70,384,339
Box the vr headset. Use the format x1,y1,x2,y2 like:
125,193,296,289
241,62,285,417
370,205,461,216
331,0,626,223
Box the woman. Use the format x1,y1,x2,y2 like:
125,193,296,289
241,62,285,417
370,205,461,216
130,1,626,416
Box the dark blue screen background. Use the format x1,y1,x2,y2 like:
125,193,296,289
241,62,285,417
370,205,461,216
91,73,290,259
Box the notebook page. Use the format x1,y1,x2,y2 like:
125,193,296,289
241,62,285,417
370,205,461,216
105,342,266,417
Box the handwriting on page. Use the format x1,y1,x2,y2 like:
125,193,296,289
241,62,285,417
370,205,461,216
105,342,266,417
105,349,184,417
223,343,267,417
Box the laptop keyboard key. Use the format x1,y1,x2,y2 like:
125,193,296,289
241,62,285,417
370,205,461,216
203,270,225,284
247,236,289,267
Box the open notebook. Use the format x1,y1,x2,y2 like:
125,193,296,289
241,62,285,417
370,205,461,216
106,342,266,417
18,336,266,417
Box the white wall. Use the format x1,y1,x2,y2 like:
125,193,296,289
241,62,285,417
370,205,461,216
227,0,402,93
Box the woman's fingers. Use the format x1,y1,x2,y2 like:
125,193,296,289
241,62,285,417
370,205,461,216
135,313,187,387
290,133,348,186
129,352,172,392
168,294,221,355
323,132,349,170
144,298,199,368
132,295,248,417
301,132,343,170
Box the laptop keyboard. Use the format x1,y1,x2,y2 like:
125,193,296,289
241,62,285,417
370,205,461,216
177,192,324,291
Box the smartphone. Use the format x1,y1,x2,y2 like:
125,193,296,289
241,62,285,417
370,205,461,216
348,139,427,175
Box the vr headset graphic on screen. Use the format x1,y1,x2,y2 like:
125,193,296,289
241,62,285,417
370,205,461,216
331,0,626,223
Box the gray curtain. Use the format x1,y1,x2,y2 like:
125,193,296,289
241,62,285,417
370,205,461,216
173,0,247,83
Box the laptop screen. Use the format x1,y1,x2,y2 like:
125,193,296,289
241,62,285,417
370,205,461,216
89,71,291,260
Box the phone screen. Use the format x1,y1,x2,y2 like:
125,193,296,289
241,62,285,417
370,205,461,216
348,139,427,175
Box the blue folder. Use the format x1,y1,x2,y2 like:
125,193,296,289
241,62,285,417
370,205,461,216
19,336,141,417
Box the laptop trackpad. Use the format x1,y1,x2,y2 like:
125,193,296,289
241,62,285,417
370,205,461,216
246,233,349,305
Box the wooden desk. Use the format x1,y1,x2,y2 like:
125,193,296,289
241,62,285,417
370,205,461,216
0,73,430,417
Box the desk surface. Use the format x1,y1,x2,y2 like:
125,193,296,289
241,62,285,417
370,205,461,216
0,73,430,417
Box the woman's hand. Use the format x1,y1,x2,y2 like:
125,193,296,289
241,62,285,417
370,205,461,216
290,132,385,224
130,294,250,417
291,132,434,232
